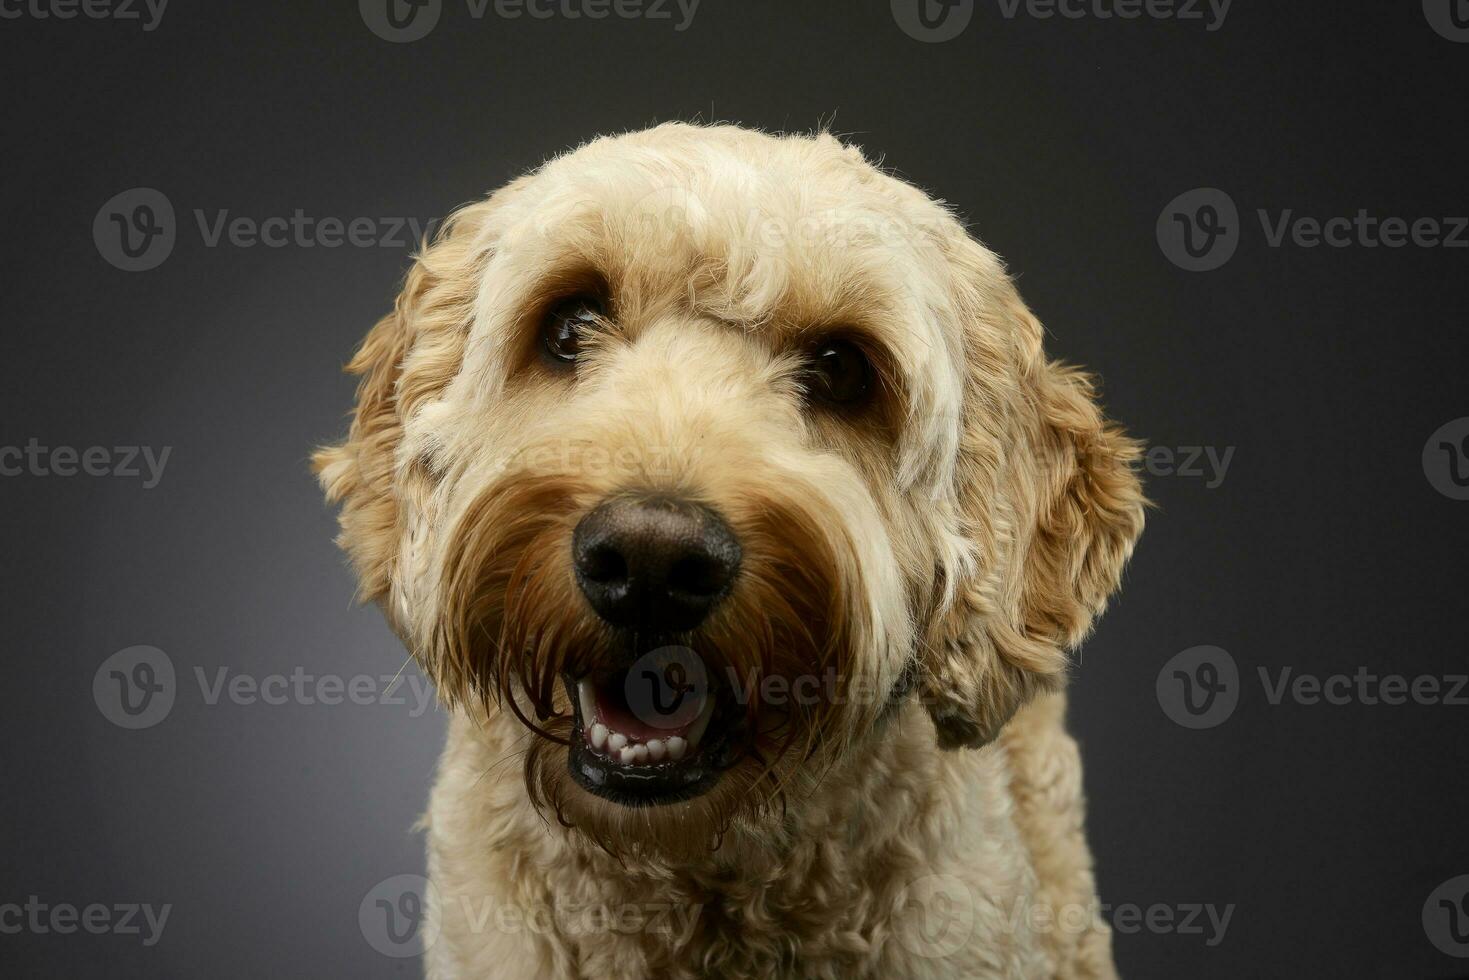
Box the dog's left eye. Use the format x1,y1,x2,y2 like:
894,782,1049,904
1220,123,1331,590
806,339,873,406
542,296,605,365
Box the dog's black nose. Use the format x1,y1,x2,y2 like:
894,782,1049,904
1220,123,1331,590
573,496,741,632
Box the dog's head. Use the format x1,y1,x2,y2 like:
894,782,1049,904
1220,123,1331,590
316,123,1143,855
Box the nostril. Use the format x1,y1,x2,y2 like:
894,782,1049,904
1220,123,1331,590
668,553,731,599
580,544,627,585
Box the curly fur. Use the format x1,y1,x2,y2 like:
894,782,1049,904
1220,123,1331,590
315,122,1144,979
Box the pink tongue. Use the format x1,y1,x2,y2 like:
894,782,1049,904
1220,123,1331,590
593,675,706,742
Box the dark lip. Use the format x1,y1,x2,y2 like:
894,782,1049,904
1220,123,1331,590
563,672,739,808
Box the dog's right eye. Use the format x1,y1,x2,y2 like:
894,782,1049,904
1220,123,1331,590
541,296,605,366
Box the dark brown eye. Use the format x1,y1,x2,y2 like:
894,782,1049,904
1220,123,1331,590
806,339,872,405
541,296,605,365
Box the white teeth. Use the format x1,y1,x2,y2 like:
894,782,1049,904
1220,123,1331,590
577,680,598,725
685,696,715,750
583,689,714,766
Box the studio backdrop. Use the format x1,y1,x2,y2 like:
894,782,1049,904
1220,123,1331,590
2,2,1466,978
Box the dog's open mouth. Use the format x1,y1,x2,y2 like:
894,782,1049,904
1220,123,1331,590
564,664,740,807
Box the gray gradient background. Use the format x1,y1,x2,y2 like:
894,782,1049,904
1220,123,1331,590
3,1,1468,977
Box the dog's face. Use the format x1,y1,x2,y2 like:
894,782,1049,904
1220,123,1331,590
316,124,1143,855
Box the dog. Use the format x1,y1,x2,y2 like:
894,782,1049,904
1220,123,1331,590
315,122,1145,979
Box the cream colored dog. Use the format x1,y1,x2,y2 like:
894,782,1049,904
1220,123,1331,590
316,123,1144,979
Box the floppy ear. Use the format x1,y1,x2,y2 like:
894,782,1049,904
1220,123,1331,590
313,198,500,608
923,279,1146,750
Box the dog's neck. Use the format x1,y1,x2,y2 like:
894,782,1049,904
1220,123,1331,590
427,700,1025,976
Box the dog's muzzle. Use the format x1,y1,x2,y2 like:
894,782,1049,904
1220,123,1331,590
566,494,745,806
